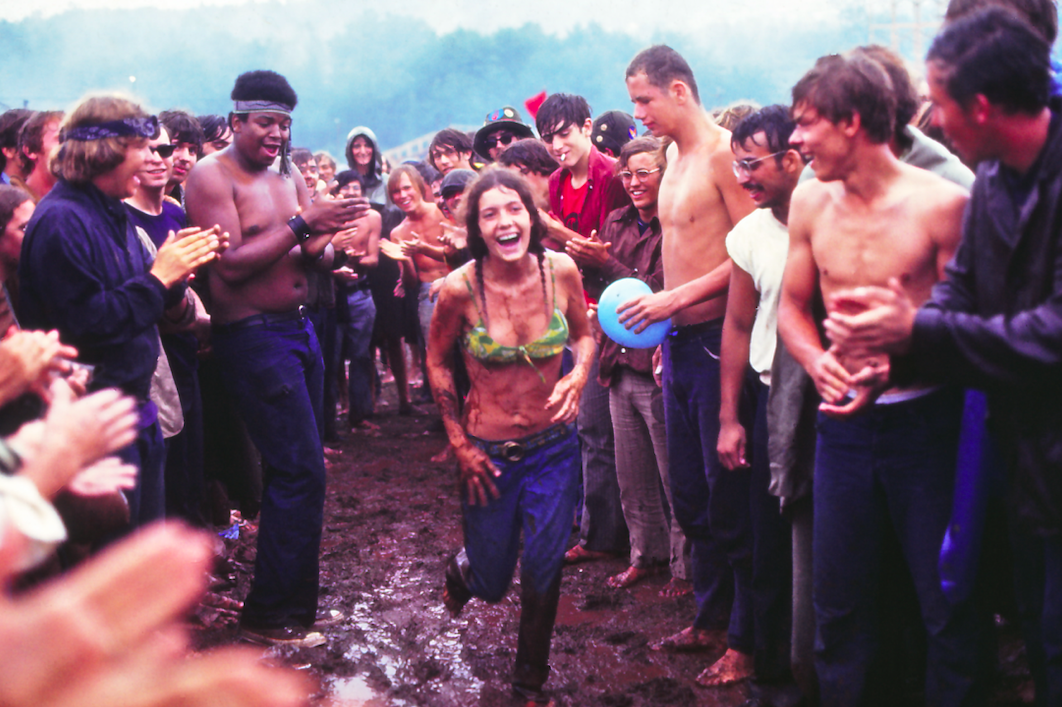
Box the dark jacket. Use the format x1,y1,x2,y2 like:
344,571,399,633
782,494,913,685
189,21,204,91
596,205,663,385
19,179,181,401
903,101,1062,535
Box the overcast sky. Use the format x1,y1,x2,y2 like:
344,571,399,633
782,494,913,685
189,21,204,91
0,0,893,36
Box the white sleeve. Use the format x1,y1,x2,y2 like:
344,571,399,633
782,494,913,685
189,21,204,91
0,474,67,571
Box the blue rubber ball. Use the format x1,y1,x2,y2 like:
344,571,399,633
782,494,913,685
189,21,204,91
597,278,671,349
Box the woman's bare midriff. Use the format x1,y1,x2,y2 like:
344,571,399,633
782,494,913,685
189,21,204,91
459,351,565,442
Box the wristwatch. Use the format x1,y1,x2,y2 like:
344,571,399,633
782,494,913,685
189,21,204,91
287,214,312,244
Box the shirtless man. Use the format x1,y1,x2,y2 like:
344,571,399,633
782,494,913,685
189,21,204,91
184,70,365,646
389,164,451,358
777,52,985,705
619,45,758,687
331,170,382,432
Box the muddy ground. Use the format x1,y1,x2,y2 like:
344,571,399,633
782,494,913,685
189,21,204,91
190,382,1035,707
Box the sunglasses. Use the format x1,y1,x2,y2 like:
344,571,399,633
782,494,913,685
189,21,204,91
732,151,786,178
619,167,661,182
150,144,176,158
488,132,516,148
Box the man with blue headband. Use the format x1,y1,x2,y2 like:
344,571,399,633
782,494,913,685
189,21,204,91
185,70,367,647
18,95,224,529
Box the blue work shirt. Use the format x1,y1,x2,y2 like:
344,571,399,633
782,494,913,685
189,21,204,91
18,179,182,401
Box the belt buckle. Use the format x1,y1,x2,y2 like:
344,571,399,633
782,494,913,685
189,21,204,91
500,441,524,462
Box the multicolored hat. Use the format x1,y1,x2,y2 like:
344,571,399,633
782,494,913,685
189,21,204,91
473,106,535,162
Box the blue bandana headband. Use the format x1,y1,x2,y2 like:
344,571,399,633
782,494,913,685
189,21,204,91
61,115,159,142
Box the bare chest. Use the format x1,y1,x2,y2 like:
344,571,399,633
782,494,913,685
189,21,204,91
811,202,938,296
659,157,730,273
233,173,299,238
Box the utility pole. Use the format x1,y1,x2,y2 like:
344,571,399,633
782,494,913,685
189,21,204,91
866,0,946,62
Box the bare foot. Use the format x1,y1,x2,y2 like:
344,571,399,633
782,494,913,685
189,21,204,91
430,444,454,464
607,565,658,589
659,577,693,598
651,626,720,653
695,648,754,687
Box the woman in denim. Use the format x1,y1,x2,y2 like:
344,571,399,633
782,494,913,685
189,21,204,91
426,168,595,706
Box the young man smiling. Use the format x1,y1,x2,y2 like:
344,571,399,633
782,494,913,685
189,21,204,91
825,12,1062,703
536,92,631,567
389,164,450,385
777,51,985,706
536,93,628,254
428,128,475,176
715,105,804,690
125,124,210,526
158,109,203,205
589,136,691,599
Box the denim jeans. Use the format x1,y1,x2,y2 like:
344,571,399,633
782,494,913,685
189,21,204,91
212,315,325,629
417,280,436,352
748,378,793,680
306,304,338,441
813,387,988,707
576,356,628,554
609,367,687,578
1010,515,1062,707
462,424,580,600
119,400,166,528
161,333,205,525
462,423,579,694
662,320,753,649
344,288,377,425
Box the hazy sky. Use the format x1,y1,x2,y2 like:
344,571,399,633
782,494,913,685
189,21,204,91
0,0,874,35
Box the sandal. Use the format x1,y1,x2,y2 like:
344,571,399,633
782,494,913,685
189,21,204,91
563,545,610,565
606,565,659,589
650,626,719,653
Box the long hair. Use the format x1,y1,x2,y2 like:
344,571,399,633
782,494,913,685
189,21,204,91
463,167,549,326
54,97,148,185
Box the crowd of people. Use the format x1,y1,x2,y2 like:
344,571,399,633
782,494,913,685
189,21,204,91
1,0,1061,705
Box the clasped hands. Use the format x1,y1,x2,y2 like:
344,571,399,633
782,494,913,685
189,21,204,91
815,278,918,418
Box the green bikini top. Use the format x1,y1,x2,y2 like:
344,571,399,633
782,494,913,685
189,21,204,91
461,260,569,373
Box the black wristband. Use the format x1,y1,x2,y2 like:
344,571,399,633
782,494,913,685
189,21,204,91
287,214,312,244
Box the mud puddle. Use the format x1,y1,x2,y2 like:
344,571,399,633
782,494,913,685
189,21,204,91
191,382,1033,706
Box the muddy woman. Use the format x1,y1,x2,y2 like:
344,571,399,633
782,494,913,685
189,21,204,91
426,168,595,706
